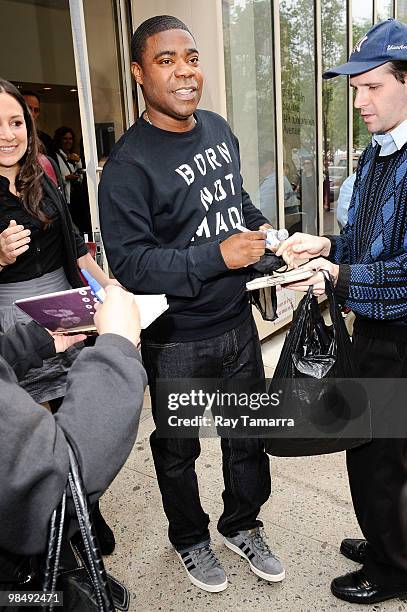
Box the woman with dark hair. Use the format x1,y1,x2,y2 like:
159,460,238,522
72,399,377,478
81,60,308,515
0,78,117,553
54,125,92,234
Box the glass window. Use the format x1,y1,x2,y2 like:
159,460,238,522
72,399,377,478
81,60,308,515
280,0,317,235
397,0,407,22
353,2,372,153
321,0,348,234
376,0,393,21
0,0,80,146
222,0,277,226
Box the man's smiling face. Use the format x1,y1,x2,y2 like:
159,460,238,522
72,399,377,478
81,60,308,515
132,28,203,129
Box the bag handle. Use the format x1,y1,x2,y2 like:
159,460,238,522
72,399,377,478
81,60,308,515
42,442,115,612
42,492,66,599
319,269,343,330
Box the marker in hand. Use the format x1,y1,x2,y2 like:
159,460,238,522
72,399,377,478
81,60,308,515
80,269,106,303
235,223,288,249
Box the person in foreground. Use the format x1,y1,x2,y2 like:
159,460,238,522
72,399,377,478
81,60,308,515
99,15,283,593
0,77,119,553
277,18,407,605
0,285,146,581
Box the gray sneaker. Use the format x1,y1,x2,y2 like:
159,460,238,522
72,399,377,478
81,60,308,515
224,527,285,582
176,543,228,592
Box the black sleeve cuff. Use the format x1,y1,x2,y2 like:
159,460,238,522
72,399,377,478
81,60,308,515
74,229,89,258
191,241,229,281
76,243,89,258
335,264,350,303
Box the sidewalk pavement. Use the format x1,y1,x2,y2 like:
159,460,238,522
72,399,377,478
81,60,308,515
102,331,405,612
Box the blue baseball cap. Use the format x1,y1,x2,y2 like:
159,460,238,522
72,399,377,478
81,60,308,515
323,19,407,80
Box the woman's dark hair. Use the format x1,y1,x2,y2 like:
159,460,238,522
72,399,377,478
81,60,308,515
54,126,75,151
0,79,49,225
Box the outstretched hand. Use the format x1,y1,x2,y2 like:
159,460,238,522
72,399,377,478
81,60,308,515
50,332,87,353
276,232,331,268
284,258,339,295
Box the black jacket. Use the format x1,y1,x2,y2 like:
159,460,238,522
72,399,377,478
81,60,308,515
0,330,146,561
41,176,87,288
0,321,55,380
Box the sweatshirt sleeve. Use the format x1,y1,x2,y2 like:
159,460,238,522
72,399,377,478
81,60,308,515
0,333,146,555
98,159,228,296
0,321,55,379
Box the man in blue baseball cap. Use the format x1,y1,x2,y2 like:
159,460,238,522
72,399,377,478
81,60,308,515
277,18,407,604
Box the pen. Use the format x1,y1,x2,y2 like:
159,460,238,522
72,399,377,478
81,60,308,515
80,269,106,303
235,223,288,247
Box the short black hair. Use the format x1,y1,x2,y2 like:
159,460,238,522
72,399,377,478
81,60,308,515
131,15,193,65
387,61,407,83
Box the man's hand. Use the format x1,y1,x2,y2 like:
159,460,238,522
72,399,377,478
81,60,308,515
94,285,141,348
0,220,31,267
259,223,273,231
276,232,331,268
220,231,266,269
50,332,87,353
285,258,339,295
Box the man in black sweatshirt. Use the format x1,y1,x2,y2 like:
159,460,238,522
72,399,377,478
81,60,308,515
99,15,284,593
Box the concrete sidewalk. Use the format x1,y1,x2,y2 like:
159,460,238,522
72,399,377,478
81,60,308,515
102,333,406,612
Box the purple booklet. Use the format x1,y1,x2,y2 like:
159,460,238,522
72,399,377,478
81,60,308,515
15,287,99,333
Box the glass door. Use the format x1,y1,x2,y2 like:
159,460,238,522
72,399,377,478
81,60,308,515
69,0,135,267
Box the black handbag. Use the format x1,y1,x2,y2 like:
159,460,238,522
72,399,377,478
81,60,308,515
41,444,129,611
265,271,371,456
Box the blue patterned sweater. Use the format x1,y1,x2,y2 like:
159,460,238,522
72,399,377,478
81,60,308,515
330,142,407,322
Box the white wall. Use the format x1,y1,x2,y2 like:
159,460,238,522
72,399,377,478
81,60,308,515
0,0,76,85
0,0,81,147
130,0,227,117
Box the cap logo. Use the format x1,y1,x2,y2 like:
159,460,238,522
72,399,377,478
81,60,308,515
387,44,407,50
353,35,368,54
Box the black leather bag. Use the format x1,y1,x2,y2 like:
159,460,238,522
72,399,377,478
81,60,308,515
265,272,371,456
42,444,129,611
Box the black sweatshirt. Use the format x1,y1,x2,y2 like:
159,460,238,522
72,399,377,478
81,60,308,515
99,110,268,342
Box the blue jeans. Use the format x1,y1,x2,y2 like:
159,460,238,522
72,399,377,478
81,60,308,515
141,315,271,551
